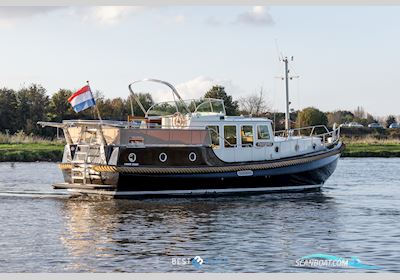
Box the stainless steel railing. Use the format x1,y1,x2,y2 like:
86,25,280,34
275,125,341,147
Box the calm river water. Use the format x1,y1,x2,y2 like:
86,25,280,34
0,158,399,272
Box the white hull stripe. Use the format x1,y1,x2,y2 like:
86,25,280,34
68,184,323,196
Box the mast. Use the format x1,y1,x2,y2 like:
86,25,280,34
279,56,298,136
283,57,290,134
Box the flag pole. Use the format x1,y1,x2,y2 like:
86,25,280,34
87,81,106,145
87,81,103,123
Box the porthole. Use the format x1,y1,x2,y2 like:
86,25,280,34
312,143,317,150
275,146,279,153
128,153,136,162
189,152,197,162
159,152,168,162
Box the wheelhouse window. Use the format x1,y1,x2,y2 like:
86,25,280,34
207,125,220,148
224,125,237,148
257,125,271,140
241,125,254,147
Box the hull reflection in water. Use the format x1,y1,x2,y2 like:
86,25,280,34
1,160,398,272
59,192,339,272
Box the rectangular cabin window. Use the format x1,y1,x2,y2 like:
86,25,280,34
207,125,220,148
257,125,271,140
241,125,254,147
224,125,237,148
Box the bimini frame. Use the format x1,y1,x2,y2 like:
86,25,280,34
128,78,192,118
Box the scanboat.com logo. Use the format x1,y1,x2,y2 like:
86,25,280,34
295,254,382,270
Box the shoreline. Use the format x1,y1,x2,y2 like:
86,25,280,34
1,142,400,162
342,143,400,157
0,143,64,162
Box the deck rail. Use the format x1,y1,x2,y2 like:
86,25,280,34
275,125,341,147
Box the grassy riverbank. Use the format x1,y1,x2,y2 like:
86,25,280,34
0,132,64,162
341,138,400,157
342,143,400,157
0,143,64,162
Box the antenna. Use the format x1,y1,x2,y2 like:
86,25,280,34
274,39,283,61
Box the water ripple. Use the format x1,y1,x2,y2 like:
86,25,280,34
0,159,399,272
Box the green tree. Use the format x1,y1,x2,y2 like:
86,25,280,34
386,115,396,128
366,113,377,124
109,98,128,120
204,85,239,116
48,89,76,122
126,93,155,116
94,93,154,119
16,84,50,135
296,107,328,128
96,98,113,119
265,112,286,131
326,110,354,127
0,88,19,133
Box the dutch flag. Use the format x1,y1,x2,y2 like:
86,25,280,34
68,85,96,113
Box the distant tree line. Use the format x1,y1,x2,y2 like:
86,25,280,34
0,84,154,137
0,83,399,137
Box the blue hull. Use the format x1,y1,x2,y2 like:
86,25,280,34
115,151,340,197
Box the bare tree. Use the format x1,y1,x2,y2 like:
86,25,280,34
353,106,366,119
239,88,271,116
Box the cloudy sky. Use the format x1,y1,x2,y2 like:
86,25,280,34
0,6,399,116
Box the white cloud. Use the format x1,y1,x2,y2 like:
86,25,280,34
0,6,274,29
176,76,219,100
0,6,147,27
235,6,274,26
83,6,146,25
76,7,183,26
151,76,243,102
